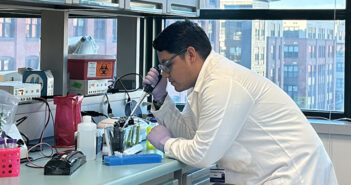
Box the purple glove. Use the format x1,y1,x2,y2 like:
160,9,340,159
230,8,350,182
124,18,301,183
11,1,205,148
143,68,167,101
147,125,171,152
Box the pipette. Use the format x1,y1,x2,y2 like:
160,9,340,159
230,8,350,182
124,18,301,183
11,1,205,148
122,67,162,128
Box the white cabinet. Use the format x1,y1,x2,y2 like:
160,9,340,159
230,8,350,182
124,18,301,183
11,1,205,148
318,133,351,185
124,0,200,16
75,0,124,8
1,0,200,17
167,0,200,17
125,0,167,14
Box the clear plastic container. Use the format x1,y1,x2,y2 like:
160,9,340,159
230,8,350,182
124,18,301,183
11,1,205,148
77,116,97,160
6,139,17,148
0,139,5,149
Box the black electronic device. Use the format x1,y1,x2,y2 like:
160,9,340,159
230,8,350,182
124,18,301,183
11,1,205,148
44,150,86,175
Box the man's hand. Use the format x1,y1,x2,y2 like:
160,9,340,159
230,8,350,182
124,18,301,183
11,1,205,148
143,68,167,101
146,125,171,152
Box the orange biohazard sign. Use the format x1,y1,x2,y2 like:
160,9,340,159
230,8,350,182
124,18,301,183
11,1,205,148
96,62,113,77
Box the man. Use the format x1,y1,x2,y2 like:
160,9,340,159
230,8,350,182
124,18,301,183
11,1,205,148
144,20,338,185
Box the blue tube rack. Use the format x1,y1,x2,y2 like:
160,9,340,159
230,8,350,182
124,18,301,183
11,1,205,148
104,154,162,166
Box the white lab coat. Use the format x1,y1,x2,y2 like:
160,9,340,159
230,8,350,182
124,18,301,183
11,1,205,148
152,51,338,185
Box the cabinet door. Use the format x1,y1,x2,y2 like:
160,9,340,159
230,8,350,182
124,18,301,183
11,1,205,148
182,166,215,185
162,179,179,185
330,134,351,185
166,0,200,17
125,0,167,14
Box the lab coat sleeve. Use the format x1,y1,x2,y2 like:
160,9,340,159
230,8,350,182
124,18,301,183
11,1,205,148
164,78,255,168
152,95,197,139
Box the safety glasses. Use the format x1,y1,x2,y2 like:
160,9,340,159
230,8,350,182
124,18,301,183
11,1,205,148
158,48,187,73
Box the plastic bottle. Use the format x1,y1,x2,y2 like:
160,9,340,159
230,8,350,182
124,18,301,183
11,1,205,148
77,116,97,160
6,139,17,148
0,139,5,149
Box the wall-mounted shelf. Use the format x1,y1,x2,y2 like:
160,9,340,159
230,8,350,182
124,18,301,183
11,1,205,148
0,0,200,17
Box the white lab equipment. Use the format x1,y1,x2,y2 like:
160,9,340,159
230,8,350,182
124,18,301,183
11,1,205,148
77,116,97,160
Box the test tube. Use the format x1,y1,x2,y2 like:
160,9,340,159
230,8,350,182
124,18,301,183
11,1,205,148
0,139,5,149
6,139,17,148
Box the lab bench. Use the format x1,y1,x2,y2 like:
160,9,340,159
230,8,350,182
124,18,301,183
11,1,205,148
0,150,213,185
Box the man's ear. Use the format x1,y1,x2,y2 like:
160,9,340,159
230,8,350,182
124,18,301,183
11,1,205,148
187,46,197,63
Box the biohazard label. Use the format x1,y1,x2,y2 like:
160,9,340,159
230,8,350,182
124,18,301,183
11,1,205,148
87,61,113,78
96,62,113,77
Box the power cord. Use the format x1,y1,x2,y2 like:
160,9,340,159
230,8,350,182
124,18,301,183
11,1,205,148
15,116,30,146
106,72,143,117
30,97,58,153
108,72,143,95
104,93,114,118
16,116,28,127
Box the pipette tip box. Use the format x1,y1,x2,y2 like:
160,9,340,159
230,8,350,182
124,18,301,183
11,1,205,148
103,154,162,166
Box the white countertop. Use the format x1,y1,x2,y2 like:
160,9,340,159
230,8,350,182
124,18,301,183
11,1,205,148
0,150,186,185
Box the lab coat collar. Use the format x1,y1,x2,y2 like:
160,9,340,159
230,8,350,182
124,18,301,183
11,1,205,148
192,50,217,93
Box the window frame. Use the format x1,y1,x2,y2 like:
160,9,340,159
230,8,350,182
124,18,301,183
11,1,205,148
159,6,351,119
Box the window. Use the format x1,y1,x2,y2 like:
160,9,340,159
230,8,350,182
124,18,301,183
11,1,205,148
0,57,15,71
0,18,40,72
284,45,299,58
165,17,345,113
94,19,106,41
68,18,117,56
25,56,40,69
72,19,86,37
284,85,298,102
0,18,15,38
25,18,41,39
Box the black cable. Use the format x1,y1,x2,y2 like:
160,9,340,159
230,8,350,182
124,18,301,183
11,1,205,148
104,93,113,117
24,156,50,168
16,116,28,127
107,73,144,117
32,97,58,153
109,72,144,96
116,78,131,101
14,116,30,146
32,98,50,143
21,157,32,164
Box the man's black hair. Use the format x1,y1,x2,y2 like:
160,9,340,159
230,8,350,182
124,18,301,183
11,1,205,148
153,20,212,60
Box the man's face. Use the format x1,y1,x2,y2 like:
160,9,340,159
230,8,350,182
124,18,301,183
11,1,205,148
157,49,194,92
